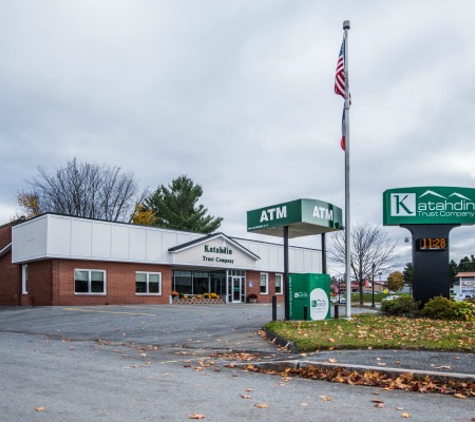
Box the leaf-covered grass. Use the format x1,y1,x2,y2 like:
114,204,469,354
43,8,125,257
264,314,475,352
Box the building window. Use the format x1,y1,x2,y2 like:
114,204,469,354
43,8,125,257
22,264,28,294
260,273,268,294
275,274,283,295
74,269,106,295
136,272,162,295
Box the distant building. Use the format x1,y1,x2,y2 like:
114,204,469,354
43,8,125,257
453,272,475,297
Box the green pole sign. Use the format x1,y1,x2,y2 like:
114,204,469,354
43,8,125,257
247,198,343,237
383,186,475,226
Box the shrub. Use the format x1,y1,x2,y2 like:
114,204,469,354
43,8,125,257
421,296,475,321
451,301,475,321
421,296,454,319
380,294,420,317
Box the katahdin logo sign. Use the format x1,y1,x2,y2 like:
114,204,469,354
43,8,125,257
383,186,475,226
247,198,343,238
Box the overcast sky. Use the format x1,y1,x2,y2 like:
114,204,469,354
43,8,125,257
1,0,475,276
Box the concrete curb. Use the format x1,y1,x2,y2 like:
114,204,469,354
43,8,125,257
263,328,297,352
235,359,475,383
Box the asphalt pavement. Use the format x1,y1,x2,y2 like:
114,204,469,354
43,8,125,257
0,304,474,421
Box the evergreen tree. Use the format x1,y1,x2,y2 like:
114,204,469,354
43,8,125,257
449,259,458,287
402,262,413,286
143,175,222,234
457,255,475,273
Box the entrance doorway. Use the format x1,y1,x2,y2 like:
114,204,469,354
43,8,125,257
227,270,246,303
232,277,242,302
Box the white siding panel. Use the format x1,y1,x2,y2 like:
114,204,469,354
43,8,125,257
130,227,147,259
111,225,130,259
146,230,165,261
92,222,112,258
12,215,48,263
267,244,280,270
71,220,92,257
48,216,71,256
12,214,322,272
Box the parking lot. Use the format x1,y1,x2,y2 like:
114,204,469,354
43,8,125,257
1,304,474,421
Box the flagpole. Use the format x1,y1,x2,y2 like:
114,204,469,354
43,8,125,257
343,20,351,318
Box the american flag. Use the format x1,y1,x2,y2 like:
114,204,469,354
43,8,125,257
334,40,346,99
341,108,346,151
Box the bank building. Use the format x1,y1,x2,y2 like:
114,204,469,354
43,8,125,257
0,213,322,306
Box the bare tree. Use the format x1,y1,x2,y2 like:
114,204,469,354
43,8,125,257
19,158,144,222
329,222,398,305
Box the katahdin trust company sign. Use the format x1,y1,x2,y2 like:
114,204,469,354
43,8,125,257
383,186,475,226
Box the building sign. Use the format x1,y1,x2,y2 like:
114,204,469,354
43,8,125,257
247,198,343,238
202,244,234,265
383,186,475,226
169,234,259,269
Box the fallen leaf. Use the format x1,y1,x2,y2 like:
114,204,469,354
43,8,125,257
319,395,332,402
189,414,206,419
401,412,411,418
35,406,47,412
396,407,404,410
328,358,338,363
454,393,467,399
255,403,268,408
240,394,251,399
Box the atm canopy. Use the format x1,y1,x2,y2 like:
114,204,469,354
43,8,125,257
247,198,343,238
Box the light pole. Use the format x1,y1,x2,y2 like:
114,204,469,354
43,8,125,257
371,263,376,307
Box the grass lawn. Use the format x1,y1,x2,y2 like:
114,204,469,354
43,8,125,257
264,313,475,352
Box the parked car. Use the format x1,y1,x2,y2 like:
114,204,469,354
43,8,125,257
381,295,399,302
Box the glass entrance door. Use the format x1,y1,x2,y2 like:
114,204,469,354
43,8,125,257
232,277,242,302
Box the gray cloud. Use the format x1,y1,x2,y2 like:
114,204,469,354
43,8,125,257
1,0,475,270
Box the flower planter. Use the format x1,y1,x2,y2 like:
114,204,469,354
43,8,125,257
172,298,224,305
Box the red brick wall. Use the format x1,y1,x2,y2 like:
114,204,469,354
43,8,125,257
4,249,286,306
23,260,53,306
246,270,284,303
0,251,21,306
42,259,173,306
0,223,12,248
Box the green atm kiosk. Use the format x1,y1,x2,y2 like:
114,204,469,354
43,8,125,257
289,273,331,320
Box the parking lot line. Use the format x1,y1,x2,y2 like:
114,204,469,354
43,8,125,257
61,307,156,316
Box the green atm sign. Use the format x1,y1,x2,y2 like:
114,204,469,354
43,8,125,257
247,198,343,238
383,186,475,226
